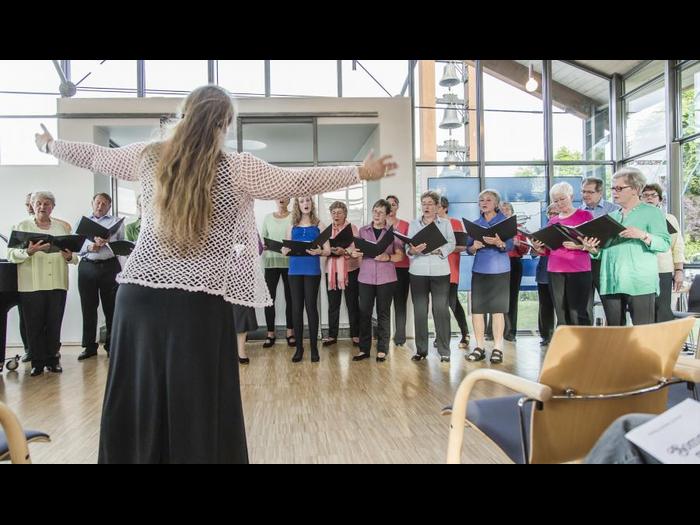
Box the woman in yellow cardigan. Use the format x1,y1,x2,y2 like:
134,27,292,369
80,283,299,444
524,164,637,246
8,191,78,376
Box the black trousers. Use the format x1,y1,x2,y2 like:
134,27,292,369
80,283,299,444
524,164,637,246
20,290,67,368
326,268,359,340
410,274,451,357
358,282,395,355
656,273,674,323
264,267,293,333
587,258,602,322
601,293,656,326
78,258,120,351
392,267,410,345
1,291,19,363
448,283,469,337
537,283,555,342
288,274,321,353
18,302,28,352
549,271,593,327
99,284,248,464
504,258,523,338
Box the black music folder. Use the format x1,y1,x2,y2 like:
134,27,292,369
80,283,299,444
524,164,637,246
353,228,395,259
8,230,86,253
462,215,517,243
76,216,125,241
393,221,448,254
524,224,578,250
454,231,468,246
561,214,626,248
281,225,333,256
667,220,677,234
263,238,284,254
108,240,136,256
329,224,354,249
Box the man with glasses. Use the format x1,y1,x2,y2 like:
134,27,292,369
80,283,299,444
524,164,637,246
580,177,620,322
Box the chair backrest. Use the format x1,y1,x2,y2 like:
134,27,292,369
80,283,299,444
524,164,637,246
529,318,695,464
688,275,700,313
0,401,30,464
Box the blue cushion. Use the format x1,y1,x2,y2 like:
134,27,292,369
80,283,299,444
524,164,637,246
0,429,50,460
466,395,529,464
667,382,698,408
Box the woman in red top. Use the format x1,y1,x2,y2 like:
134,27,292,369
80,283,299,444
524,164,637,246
501,202,529,342
386,195,411,347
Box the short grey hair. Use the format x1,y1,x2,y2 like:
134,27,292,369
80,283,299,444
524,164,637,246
31,191,56,207
478,189,501,208
613,167,646,194
550,181,574,199
500,201,514,214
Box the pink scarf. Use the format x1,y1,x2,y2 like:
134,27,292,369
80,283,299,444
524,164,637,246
328,222,349,290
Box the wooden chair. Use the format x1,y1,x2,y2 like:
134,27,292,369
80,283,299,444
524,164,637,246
0,401,50,464
444,318,699,464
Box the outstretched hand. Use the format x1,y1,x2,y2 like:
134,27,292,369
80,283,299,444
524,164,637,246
359,150,398,181
35,123,54,153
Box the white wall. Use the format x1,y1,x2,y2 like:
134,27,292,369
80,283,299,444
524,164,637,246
0,96,414,346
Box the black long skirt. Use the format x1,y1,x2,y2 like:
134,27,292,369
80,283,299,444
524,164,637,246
471,271,510,314
98,284,248,464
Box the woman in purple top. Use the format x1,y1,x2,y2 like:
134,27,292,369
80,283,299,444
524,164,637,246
349,200,404,362
531,182,593,327
465,189,514,364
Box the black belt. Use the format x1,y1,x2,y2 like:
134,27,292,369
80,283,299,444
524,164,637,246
81,257,118,265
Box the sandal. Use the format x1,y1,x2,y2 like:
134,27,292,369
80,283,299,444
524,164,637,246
490,349,503,364
466,347,486,362
262,336,276,348
376,352,387,362
286,336,296,347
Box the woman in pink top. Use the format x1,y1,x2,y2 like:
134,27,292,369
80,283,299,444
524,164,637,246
532,182,593,327
34,85,398,464
323,201,360,347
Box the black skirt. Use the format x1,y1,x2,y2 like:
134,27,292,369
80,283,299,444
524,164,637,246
471,271,510,314
98,284,248,464
232,304,258,334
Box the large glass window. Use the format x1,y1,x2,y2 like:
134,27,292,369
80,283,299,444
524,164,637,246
0,119,57,165
217,60,265,96
71,60,137,97
0,60,58,92
680,61,700,138
682,138,700,264
341,60,409,97
145,60,208,95
624,78,666,158
270,60,337,97
624,149,667,187
484,61,544,161
552,61,611,161
624,60,665,94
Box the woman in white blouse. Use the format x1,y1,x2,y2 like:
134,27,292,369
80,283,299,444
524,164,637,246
34,85,397,464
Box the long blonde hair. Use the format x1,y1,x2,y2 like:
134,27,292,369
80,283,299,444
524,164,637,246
149,85,234,251
292,197,320,226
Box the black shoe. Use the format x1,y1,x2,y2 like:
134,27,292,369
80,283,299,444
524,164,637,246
504,335,517,342
46,364,63,374
484,334,494,341
376,354,387,362
440,355,450,363
539,339,550,347
411,354,427,361
459,336,470,349
352,352,370,361
78,349,98,361
262,337,276,349
238,357,250,365
322,338,337,347
21,353,31,363
310,349,320,363
30,366,44,377
292,349,304,363
287,336,296,347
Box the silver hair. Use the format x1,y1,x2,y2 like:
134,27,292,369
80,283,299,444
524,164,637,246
478,189,501,207
550,181,574,199
613,167,646,193
31,191,56,207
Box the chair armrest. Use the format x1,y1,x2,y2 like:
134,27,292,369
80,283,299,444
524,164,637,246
446,369,552,464
674,356,700,383
0,402,31,464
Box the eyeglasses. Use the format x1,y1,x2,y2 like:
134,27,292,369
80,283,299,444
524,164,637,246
610,185,632,192
641,192,659,199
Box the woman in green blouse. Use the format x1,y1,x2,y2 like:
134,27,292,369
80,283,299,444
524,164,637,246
261,198,295,348
7,191,78,375
582,168,670,326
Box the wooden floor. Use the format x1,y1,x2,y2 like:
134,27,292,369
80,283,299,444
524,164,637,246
0,337,548,464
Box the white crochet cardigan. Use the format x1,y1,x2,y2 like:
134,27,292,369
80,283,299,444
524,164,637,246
51,140,359,307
